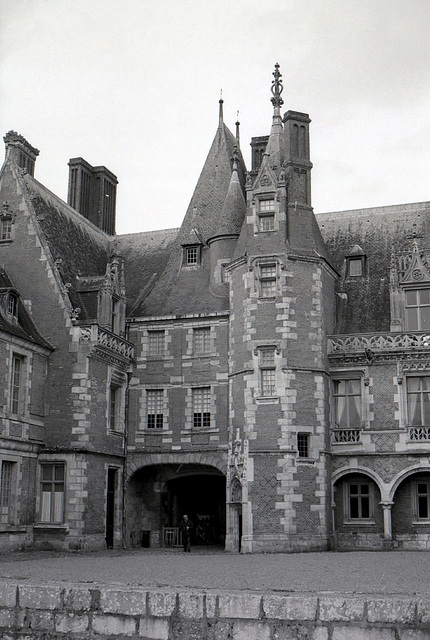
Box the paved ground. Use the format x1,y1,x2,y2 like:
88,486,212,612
0,547,429,596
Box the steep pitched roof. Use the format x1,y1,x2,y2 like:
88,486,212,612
131,116,247,318
317,201,430,333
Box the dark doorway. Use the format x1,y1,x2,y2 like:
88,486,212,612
106,468,117,548
167,473,225,545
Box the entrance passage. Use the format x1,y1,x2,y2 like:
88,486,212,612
126,463,226,548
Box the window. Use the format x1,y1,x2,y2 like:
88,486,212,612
260,264,277,298
108,372,126,433
40,464,65,523
407,376,430,425
147,390,163,429
333,379,361,428
0,218,13,241
109,384,119,431
258,198,275,232
184,246,200,266
405,289,430,331
194,327,211,354
193,387,211,428
297,433,309,458
347,257,364,277
259,349,276,396
0,461,14,524
111,297,120,334
10,354,24,416
416,482,430,520
347,482,371,520
7,293,17,317
148,330,165,356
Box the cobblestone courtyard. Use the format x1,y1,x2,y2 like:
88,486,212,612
0,548,429,596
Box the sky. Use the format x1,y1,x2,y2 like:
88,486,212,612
1,0,430,235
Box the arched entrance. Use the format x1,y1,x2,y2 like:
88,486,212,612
392,470,430,549
126,463,226,548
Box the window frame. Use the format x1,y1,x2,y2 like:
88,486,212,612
297,433,310,459
415,480,430,521
107,370,127,434
0,216,13,242
404,287,430,332
406,375,430,427
259,263,277,298
148,329,165,357
259,348,276,397
193,327,211,354
346,256,365,278
345,480,373,523
183,245,201,267
147,389,164,429
39,463,65,524
192,387,211,429
9,353,26,417
0,460,15,524
332,377,362,430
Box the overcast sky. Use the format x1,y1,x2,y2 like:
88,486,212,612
1,0,429,235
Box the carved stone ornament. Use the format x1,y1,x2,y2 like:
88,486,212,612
397,241,430,284
260,174,271,187
228,429,248,484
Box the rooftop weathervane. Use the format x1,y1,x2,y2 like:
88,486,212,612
271,63,284,109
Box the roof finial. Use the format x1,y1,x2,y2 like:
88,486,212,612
231,145,239,172
235,110,240,144
219,89,224,126
271,62,284,113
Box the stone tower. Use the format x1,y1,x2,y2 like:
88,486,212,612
226,64,337,552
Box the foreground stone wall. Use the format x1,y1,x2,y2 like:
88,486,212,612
0,581,429,639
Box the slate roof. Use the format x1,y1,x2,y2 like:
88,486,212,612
130,120,247,318
14,168,112,318
317,201,430,334
0,269,53,349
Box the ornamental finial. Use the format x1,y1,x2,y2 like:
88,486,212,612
271,62,284,109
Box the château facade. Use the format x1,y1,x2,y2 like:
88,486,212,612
1,65,430,553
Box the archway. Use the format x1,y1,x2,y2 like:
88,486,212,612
392,470,430,549
126,463,226,548
333,471,383,550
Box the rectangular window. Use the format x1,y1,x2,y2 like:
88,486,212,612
333,379,361,428
405,289,430,331
417,482,430,520
193,327,211,353
260,265,277,298
10,354,24,416
0,461,14,524
7,293,17,317
185,246,198,266
297,433,309,458
193,387,211,428
109,384,119,431
260,349,276,396
111,297,120,334
0,218,13,241
259,198,275,212
147,390,164,429
407,377,430,426
40,464,65,523
259,215,275,232
348,482,371,520
148,330,165,356
347,257,363,277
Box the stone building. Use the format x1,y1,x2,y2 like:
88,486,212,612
0,65,429,552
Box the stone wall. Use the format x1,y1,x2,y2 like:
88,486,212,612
0,581,429,639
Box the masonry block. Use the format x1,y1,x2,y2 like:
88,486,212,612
171,618,207,640
332,627,395,640
138,616,169,639
0,583,17,607
366,597,416,624
399,631,430,640
318,596,365,622
147,591,177,617
92,613,137,636
55,612,89,633
218,592,262,619
231,619,271,640
18,584,61,610
63,586,93,611
263,594,318,620
0,610,18,629
23,610,55,632
205,593,218,618
99,587,147,615
207,620,233,640
177,591,205,618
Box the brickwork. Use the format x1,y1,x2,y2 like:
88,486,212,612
0,581,428,639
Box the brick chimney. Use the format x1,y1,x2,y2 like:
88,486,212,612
67,157,118,235
3,131,39,177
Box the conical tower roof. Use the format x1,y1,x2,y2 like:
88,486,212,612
207,147,246,241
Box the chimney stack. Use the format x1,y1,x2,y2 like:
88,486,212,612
67,157,118,235
3,131,39,177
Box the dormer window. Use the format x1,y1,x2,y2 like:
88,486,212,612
346,256,365,278
405,289,430,331
258,198,275,232
7,293,18,318
0,218,13,241
183,245,201,267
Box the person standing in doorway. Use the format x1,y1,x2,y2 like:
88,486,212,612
179,514,193,552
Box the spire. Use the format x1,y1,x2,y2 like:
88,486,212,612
235,111,240,145
264,63,284,171
219,90,224,127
